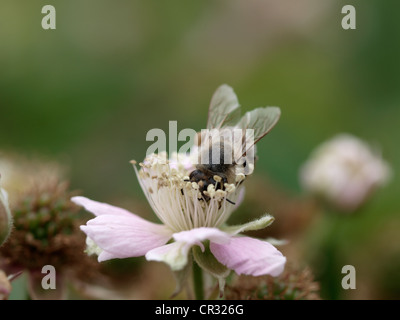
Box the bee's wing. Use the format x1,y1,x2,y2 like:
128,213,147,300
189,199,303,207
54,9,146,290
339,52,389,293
233,107,281,161
238,107,281,144
207,84,241,130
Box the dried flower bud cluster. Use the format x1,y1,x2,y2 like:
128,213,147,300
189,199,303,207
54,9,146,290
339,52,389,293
1,180,83,270
225,265,320,300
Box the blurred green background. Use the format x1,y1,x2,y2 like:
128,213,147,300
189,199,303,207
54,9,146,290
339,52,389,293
1,0,399,299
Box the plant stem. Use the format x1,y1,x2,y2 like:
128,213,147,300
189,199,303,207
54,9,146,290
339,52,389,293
193,262,204,300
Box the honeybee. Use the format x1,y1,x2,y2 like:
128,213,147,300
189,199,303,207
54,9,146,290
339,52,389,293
187,84,281,203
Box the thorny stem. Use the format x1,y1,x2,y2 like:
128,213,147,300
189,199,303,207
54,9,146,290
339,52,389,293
193,262,204,300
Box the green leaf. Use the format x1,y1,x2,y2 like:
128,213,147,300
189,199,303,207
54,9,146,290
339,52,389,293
221,214,274,235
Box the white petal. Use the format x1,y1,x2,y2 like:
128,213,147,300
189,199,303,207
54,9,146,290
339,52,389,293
145,242,190,271
146,228,231,271
173,227,231,249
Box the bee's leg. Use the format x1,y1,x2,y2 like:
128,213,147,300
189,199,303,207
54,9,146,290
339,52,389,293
226,198,236,205
181,189,184,196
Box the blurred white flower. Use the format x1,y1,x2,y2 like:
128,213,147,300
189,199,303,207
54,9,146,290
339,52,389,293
300,134,392,212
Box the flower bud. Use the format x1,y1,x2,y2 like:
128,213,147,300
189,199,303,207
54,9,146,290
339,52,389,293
0,187,12,246
300,134,391,212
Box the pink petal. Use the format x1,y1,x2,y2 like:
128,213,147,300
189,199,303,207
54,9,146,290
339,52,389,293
71,196,134,217
210,236,286,277
81,214,173,260
173,227,231,251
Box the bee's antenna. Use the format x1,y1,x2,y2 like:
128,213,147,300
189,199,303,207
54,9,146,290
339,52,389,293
226,198,236,205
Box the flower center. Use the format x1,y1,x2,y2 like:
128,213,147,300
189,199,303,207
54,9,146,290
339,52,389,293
133,152,244,232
